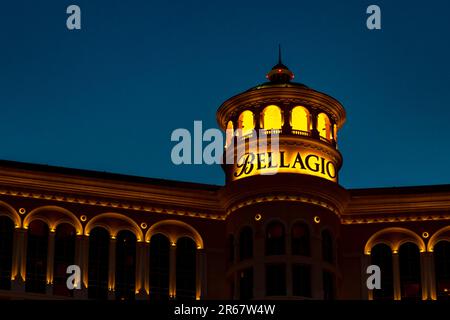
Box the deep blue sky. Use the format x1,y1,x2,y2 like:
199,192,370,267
1,0,450,188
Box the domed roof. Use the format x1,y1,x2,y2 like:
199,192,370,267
265,45,295,83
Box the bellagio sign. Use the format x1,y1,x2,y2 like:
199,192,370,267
232,148,337,182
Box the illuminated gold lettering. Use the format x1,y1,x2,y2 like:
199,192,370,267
305,155,320,172
291,152,306,169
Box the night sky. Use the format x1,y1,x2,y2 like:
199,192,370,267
1,0,450,188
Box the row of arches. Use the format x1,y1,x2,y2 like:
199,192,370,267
365,227,450,300
228,222,334,264
226,105,336,144
0,208,204,300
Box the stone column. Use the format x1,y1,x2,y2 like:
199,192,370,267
361,254,371,300
169,244,177,299
46,231,56,295
311,234,323,299
392,252,401,300
310,110,319,138
427,252,436,300
135,241,148,299
196,248,206,300
11,228,26,292
282,104,291,135
108,238,117,300
74,234,88,299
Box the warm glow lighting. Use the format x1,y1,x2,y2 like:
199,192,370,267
314,216,321,224
261,105,282,130
225,121,234,147
238,110,254,136
140,222,148,229
422,232,429,238
291,106,310,132
80,215,87,222
317,113,331,140
232,146,337,182
255,214,262,221
19,208,26,215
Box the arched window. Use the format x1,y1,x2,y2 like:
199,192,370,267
88,227,110,299
317,113,331,141
225,121,234,148
435,241,450,300
333,124,338,142
239,227,253,261
176,237,196,300
291,222,310,256
399,242,421,300
227,234,234,264
370,243,393,300
261,105,282,130
115,230,136,300
322,230,333,263
291,106,310,133
0,216,14,290
149,234,170,300
238,110,254,137
266,221,285,256
26,220,49,293
53,223,76,296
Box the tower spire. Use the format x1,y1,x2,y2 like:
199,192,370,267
266,45,294,83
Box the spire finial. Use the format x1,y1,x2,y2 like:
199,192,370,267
266,44,294,83
278,44,282,64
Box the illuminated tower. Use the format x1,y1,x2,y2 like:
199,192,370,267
217,53,348,299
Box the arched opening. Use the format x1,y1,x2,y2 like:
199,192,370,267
333,124,338,142
317,113,331,141
0,216,14,290
291,106,310,133
266,221,285,256
238,110,254,137
149,234,170,300
88,227,110,299
239,227,253,261
322,230,334,264
225,121,234,148
115,230,136,300
26,220,49,293
370,243,393,300
399,242,421,300
291,222,310,256
176,237,197,300
53,223,76,296
227,234,234,264
434,241,450,300
261,105,282,131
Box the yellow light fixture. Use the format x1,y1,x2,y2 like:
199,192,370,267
140,222,148,229
422,232,429,239
255,214,262,221
19,208,26,215
314,216,321,224
80,215,87,222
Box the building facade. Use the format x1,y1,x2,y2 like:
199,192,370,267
0,59,449,300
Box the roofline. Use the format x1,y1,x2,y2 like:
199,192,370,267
0,159,222,192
